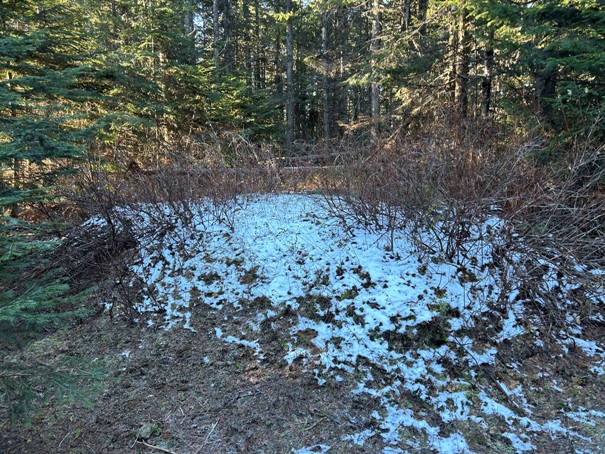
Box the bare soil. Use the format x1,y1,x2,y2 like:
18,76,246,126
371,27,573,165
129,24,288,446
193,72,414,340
1,288,387,454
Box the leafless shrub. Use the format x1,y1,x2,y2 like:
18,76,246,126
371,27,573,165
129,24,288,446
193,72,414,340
509,137,605,326
60,131,286,320
321,117,605,331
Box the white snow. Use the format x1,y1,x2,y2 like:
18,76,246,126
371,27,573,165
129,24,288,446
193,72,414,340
90,193,605,453
343,429,376,446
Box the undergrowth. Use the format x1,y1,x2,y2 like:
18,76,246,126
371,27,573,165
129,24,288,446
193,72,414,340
320,117,605,345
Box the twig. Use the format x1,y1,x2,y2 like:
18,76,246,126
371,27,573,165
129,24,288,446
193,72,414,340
193,418,220,453
205,419,220,443
135,440,177,454
57,431,71,450
302,416,327,431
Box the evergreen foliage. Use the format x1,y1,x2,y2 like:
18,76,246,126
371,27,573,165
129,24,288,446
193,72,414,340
0,0,99,423
2,0,596,152
0,219,94,423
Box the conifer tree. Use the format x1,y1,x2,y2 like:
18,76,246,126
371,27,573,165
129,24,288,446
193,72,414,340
0,0,99,422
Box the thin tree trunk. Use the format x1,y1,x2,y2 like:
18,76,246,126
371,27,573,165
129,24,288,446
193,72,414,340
371,0,382,142
337,9,348,135
286,0,294,146
417,0,428,35
213,0,220,80
243,0,253,86
403,0,411,31
184,0,194,36
223,0,234,74
274,27,282,90
535,67,557,120
454,0,470,118
254,0,263,88
481,46,493,117
322,9,330,141
183,0,196,64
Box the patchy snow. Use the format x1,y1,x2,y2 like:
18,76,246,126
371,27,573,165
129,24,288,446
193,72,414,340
293,445,332,454
502,432,534,452
223,335,264,358
496,304,526,342
89,193,605,453
343,429,376,446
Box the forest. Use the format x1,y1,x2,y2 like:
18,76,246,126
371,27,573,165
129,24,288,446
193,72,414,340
1,0,605,452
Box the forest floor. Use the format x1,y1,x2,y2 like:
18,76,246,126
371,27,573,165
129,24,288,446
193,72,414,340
2,194,605,453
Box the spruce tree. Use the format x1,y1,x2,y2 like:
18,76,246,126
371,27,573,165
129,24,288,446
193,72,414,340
0,0,100,423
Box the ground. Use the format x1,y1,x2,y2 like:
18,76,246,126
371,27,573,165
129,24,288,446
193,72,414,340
1,297,387,453
2,194,605,453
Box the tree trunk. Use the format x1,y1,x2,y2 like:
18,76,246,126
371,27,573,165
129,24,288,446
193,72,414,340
254,0,263,88
274,25,282,90
371,0,381,141
183,0,196,65
184,0,194,36
243,0,253,86
454,0,469,118
481,46,493,117
535,67,557,120
336,9,348,135
403,0,411,31
417,0,428,35
223,0,234,74
213,0,220,80
322,9,330,141
286,0,294,146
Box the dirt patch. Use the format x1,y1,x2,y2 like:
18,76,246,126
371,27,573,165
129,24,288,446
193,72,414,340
3,284,605,453
1,297,384,454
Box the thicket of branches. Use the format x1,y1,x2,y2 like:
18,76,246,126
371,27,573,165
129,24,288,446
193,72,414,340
322,116,604,332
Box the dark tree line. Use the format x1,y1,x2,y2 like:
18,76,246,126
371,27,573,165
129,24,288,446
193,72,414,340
3,0,603,157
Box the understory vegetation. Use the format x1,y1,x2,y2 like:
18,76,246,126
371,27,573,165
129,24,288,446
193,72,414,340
3,116,604,452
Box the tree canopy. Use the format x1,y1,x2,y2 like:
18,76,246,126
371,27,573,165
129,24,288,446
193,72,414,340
2,0,602,161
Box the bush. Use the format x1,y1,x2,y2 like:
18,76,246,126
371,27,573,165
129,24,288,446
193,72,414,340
320,117,605,329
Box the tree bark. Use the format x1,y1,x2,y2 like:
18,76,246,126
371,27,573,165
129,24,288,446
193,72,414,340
213,0,220,80
454,0,469,118
403,0,411,32
417,0,428,35
184,0,194,37
322,9,330,141
371,0,381,141
535,67,557,120
481,46,493,118
223,0,234,74
254,0,263,88
243,0,253,86
286,0,294,146
183,0,196,65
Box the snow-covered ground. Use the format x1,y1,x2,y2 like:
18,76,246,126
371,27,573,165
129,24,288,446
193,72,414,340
87,194,605,453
